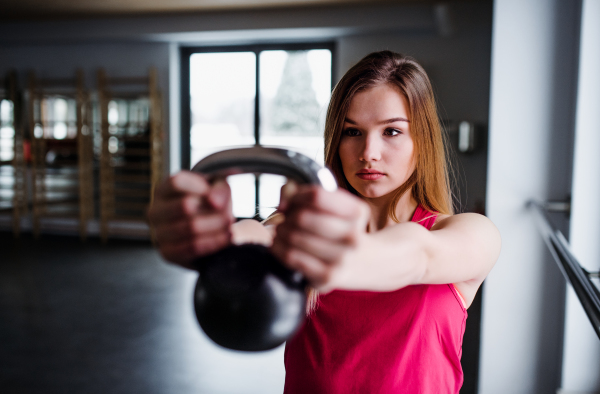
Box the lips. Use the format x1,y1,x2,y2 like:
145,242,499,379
356,169,385,180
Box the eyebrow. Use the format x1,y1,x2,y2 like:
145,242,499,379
344,117,410,125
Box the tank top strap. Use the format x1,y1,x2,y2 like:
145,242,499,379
411,205,439,230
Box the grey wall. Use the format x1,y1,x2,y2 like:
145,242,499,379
0,43,169,90
0,42,171,172
0,4,437,44
337,2,493,213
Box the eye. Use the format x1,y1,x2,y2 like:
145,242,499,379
384,128,402,136
343,127,361,137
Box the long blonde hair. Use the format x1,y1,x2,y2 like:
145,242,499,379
307,51,454,313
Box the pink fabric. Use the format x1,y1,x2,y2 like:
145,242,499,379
284,205,467,394
411,204,439,229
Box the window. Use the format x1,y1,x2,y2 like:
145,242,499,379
181,43,334,219
29,96,79,141
0,99,15,163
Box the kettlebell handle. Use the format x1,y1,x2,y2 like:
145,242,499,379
190,146,337,351
191,146,337,191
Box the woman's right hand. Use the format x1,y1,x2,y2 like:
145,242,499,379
148,171,234,269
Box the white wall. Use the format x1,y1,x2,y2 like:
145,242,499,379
482,0,581,393
562,0,600,392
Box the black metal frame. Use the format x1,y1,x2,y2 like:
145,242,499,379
529,200,600,339
180,42,336,171
180,42,335,218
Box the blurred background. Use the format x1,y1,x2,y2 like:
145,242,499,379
0,0,598,393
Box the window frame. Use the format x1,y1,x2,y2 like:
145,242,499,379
180,42,336,170
180,42,336,219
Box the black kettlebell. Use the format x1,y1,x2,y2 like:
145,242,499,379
191,146,337,351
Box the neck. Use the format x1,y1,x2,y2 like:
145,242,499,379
363,190,418,232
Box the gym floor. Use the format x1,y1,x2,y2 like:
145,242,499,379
0,232,285,394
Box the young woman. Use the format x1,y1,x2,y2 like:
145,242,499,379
148,51,501,393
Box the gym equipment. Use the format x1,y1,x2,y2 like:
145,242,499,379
191,146,337,351
27,70,94,240
0,70,26,236
97,68,163,242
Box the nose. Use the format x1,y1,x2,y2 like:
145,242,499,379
359,133,382,162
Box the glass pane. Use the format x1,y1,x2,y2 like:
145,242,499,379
0,99,14,162
259,49,331,166
190,52,256,167
37,96,78,140
227,174,256,218
107,98,150,137
259,174,287,219
0,99,13,124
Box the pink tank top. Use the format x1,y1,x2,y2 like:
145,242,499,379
284,205,467,393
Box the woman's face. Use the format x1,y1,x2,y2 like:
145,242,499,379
338,83,415,200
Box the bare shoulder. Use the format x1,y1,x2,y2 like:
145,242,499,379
431,212,501,266
430,213,501,307
432,212,499,235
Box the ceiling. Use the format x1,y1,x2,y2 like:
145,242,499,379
3,0,433,20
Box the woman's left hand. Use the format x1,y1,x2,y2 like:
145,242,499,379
271,184,371,293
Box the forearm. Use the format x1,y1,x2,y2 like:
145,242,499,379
344,213,500,292
346,222,429,291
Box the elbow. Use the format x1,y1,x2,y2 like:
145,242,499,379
410,229,432,286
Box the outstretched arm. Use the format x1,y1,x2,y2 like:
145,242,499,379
271,185,501,307
359,213,501,306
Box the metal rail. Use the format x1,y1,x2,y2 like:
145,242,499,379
528,200,600,339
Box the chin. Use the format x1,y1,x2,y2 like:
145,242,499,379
352,186,390,200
